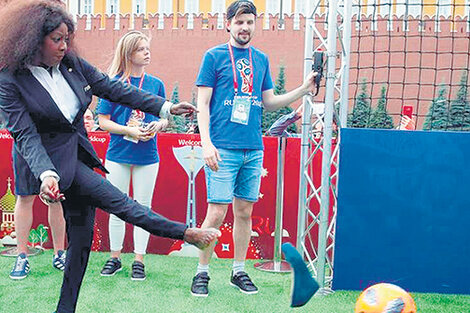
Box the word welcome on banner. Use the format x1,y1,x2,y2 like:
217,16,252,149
0,131,312,259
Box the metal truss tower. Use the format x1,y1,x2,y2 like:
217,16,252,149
296,0,353,293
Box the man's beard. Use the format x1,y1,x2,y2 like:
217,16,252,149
233,32,252,46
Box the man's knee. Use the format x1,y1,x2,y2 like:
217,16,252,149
204,203,228,226
233,199,254,220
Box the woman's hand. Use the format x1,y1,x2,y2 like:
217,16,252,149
397,115,416,130
145,119,168,134
170,102,198,116
126,126,149,141
40,176,65,204
140,119,169,141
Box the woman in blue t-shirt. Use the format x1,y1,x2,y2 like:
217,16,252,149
96,31,168,281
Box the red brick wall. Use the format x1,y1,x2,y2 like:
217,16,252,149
347,16,470,127
75,14,307,108
75,14,470,127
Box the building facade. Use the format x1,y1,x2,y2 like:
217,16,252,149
67,0,299,17
65,0,470,18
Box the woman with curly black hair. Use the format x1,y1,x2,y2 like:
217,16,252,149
0,1,220,312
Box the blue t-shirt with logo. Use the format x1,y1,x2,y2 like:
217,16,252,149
96,73,166,165
196,44,273,150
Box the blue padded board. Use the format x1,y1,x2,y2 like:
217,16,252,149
333,128,470,294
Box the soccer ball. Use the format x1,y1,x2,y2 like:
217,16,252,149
355,283,417,313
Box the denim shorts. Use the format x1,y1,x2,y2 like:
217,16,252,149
204,148,264,204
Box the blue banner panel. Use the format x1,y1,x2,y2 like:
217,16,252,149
334,128,470,294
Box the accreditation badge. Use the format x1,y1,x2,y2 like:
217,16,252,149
230,96,251,125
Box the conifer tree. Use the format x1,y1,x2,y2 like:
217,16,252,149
448,71,470,131
188,87,199,133
423,85,449,131
348,80,371,128
166,82,187,133
274,63,287,96
369,85,394,129
171,82,180,104
262,63,296,134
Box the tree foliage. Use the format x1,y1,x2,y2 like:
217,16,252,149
423,85,449,131
166,82,187,133
448,71,470,131
348,80,371,128
369,85,394,129
262,63,297,134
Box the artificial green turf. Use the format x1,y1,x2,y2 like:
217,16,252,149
0,249,469,312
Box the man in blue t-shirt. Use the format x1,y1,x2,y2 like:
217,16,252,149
191,0,317,297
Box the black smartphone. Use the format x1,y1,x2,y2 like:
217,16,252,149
312,51,324,85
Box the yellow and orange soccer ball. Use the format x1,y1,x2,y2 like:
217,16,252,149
355,283,417,313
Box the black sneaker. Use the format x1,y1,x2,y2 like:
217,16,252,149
131,261,146,281
52,250,66,271
191,272,210,297
100,258,122,276
230,271,258,294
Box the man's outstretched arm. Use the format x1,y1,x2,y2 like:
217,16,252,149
263,71,317,112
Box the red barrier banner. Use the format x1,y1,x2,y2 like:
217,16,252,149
0,130,303,259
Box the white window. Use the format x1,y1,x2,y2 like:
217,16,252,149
351,3,361,30
266,0,280,15
266,0,292,15
107,0,119,15
408,0,422,18
379,0,392,17
281,0,292,15
67,0,79,16
185,0,199,14
437,0,452,17
351,2,361,19
466,0,470,31
212,0,225,14
159,0,172,15
366,0,378,17
81,0,93,15
295,0,307,15
395,0,406,17
366,0,379,30
133,0,145,15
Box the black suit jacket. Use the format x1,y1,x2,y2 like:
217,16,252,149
0,54,168,194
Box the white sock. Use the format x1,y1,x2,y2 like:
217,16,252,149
232,261,245,275
196,263,209,275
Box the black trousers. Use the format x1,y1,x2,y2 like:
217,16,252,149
56,161,187,313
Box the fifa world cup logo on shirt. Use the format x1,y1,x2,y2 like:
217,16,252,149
127,109,145,127
236,58,252,94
